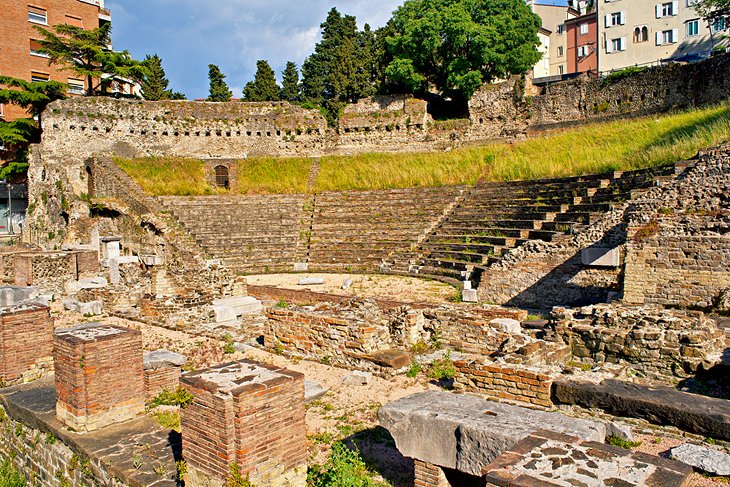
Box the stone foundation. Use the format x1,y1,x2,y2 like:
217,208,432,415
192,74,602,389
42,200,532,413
0,303,53,385
453,361,555,409
181,360,307,487
54,323,144,431
414,460,450,487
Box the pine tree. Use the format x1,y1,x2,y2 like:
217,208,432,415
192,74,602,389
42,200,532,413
207,64,232,102
280,62,300,102
242,60,280,102
141,54,171,101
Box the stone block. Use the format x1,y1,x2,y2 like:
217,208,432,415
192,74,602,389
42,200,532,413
141,255,165,266
606,420,634,441
304,380,329,403
490,318,521,334
66,277,108,294
293,262,309,272
181,360,306,486
212,296,262,316
116,256,139,265
213,305,238,324
581,247,620,267
378,391,604,476
54,323,144,432
366,349,412,369
0,286,38,307
463,280,472,290
669,443,730,476
99,236,121,260
343,371,373,385
462,289,478,303
341,278,353,290
298,277,325,285
143,349,187,370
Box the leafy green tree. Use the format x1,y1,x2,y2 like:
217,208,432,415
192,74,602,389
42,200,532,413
383,0,542,102
301,8,376,124
207,64,232,102
243,60,280,102
141,54,172,101
0,76,66,178
34,23,147,96
694,0,730,49
280,61,300,102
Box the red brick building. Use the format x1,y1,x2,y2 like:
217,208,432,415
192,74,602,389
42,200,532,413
566,11,599,75
0,0,111,122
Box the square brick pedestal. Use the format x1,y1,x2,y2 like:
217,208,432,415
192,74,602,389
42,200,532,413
0,303,54,385
54,323,144,432
181,360,307,487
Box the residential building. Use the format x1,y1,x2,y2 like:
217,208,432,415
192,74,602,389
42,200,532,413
529,2,579,77
0,0,111,122
566,11,599,74
597,0,730,72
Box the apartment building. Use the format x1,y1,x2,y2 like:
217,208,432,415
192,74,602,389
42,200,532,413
597,0,730,72
566,12,599,74
0,0,111,121
529,2,579,77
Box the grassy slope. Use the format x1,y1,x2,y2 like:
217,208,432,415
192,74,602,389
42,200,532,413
115,103,730,196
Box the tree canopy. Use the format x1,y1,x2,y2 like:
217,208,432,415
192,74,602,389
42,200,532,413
34,23,147,96
695,0,730,21
280,61,300,102
142,54,171,100
383,0,542,101
301,8,377,124
207,64,232,102
243,60,280,102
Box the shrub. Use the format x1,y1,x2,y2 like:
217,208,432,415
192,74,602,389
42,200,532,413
633,219,660,243
223,333,236,355
0,458,26,487
147,386,194,409
428,351,456,380
307,442,376,487
406,362,421,378
152,410,181,432
606,435,642,449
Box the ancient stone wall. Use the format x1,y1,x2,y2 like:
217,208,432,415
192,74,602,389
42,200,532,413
553,304,725,378
0,303,54,385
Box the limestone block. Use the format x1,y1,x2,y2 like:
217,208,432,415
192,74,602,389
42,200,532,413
108,258,121,285
100,236,121,260
34,294,54,306
293,262,309,272
606,420,634,441
581,247,620,267
65,277,108,294
462,289,478,303
298,277,325,286
378,391,605,476
341,278,353,290
491,318,521,334
213,305,237,324
463,280,472,290
0,286,39,307
342,371,372,385
669,444,730,476
144,349,187,370
141,255,165,266
116,256,139,265
212,296,262,316
79,301,103,316
304,380,329,403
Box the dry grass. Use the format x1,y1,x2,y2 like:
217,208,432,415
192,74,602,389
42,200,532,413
115,103,730,195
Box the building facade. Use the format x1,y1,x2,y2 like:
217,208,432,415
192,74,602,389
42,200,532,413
597,0,730,72
0,0,111,122
530,2,579,77
566,12,599,74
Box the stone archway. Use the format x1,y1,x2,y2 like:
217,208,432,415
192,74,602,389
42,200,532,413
214,165,230,189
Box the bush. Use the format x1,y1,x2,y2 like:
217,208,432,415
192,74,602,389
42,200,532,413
0,458,26,487
307,442,377,487
147,386,194,409
428,351,455,380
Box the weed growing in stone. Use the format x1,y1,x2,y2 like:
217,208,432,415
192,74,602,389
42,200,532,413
226,463,253,487
606,435,642,449
428,351,455,380
223,333,236,355
147,387,194,409
44,433,56,445
0,458,25,487
307,442,377,487
152,410,181,432
176,460,187,481
406,362,421,378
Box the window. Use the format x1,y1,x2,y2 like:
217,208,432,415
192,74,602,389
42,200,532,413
686,19,700,36
656,2,678,18
606,37,626,53
558,65,565,75
634,26,649,43
28,6,47,25
29,39,49,58
606,12,625,27
68,79,85,95
64,15,83,28
713,17,727,32
580,22,589,35
30,72,49,83
557,24,565,34
558,45,564,56
657,28,678,44
577,45,590,57
687,0,698,5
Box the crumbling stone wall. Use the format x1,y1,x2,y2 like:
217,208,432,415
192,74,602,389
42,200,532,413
453,361,554,409
553,304,725,377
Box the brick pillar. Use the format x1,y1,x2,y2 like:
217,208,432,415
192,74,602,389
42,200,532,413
414,460,450,487
54,323,144,432
181,360,307,487
0,303,54,385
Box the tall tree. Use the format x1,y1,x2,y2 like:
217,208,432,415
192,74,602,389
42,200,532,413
301,8,376,125
35,23,146,96
383,0,542,102
207,64,232,102
141,54,171,101
243,60,280,102
694,0,730,49
280,61,300,102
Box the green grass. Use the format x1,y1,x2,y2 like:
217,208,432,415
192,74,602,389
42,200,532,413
115,103,730,196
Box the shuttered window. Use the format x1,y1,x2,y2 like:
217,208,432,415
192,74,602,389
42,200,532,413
28,6,47,24
29,39,49,58
65,15,83,28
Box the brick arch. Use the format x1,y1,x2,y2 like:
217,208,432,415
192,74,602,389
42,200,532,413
213,165,230,189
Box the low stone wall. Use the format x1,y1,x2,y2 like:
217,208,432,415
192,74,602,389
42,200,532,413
553,304,726,377
453,360,554,409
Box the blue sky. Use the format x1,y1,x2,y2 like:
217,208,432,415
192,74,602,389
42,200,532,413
106,0,567,99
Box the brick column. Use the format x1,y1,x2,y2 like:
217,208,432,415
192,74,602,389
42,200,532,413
414,460,450,487
0,303,54,385
181,360,307,487
54,323,144,432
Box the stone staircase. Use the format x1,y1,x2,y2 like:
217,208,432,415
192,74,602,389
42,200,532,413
392,163,679,284
159,194,307,274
